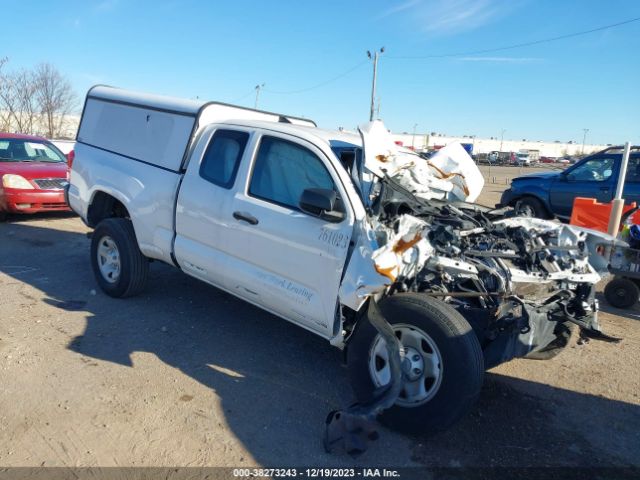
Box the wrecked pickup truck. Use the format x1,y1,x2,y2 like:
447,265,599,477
67,86,617,442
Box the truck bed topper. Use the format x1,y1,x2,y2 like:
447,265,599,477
77,85,316,173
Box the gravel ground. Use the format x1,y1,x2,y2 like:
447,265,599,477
0,169,638,468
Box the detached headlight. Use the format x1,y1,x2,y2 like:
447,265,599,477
2,174,34,189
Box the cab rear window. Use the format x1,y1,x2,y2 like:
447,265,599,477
199,130,249,189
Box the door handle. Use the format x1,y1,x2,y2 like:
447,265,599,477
600,187,610,191
233,211,259,225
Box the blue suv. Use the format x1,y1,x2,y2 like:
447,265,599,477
499,146,640,219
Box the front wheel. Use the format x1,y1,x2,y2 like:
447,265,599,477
346,294,484,435
90,218,149,298
514,197,549,219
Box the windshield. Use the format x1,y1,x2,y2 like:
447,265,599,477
0,138,66,163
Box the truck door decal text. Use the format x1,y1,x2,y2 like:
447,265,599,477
318,228,349,249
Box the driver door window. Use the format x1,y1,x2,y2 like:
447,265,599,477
566,157,614,182
249,136,335,211
625,157,640,183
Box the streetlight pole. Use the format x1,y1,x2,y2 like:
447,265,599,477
499,129,506,153
367,47,385,121
582,128,589,155
254,83,265,110
412,123,418,150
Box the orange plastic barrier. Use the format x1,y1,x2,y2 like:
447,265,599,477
569,197,640,233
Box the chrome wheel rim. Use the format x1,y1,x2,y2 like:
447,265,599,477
368,323,443,407
516,202,535,217
97,236,121,284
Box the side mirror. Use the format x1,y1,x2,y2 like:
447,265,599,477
299,188,345,223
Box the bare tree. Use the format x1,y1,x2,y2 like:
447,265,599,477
0,57,15,132
33,63,78,138
0,59,40,134
12,69,39,133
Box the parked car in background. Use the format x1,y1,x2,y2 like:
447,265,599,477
488,151,513,165
513,151,531,166
499,145,640,219
539,156,555,164
0,133,71,221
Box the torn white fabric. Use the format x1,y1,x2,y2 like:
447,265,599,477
358,120,484,202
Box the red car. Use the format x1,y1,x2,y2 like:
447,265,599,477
0,133,71,221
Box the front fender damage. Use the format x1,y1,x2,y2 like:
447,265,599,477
337,221,390,313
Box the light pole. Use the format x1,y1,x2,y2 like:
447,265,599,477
582,128,589,155
367,47,385,121
499,129,506,153
412,123,418,150
254,83,265,110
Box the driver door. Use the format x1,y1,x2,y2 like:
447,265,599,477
549,156,616,218
222,132,355,338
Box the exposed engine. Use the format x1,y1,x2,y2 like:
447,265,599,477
367,176,611,365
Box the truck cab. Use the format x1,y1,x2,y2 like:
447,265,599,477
173,121,364,338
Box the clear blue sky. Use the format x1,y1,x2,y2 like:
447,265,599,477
2,0,639,144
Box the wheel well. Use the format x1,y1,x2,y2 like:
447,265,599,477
87,192,130,227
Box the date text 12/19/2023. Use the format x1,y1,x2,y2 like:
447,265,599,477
232,468,401,478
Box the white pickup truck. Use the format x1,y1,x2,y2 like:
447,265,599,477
68,86,615,442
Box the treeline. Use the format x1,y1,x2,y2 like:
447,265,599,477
0,57,78,139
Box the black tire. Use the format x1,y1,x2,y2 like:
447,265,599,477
604,276,640,309
526,322,576,360
90,218,149,298
514,196,550,219
346,293,484,435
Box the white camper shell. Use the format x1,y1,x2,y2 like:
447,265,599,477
78,86,316,173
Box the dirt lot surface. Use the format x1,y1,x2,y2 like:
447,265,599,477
1,167,639,468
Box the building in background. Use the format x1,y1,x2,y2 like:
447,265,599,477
392,132,609,158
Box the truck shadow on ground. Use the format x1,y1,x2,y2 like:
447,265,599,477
1,220,639,467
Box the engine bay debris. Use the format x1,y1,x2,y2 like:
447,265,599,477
328,121,621,455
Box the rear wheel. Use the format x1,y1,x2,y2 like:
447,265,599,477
347,294,484,435
514,197,549,219
91,218,149,298
604,276,640,309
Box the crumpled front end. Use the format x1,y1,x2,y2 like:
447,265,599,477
337,120,619,364
369,200,613,364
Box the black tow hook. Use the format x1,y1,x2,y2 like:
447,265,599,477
324,299,404,456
